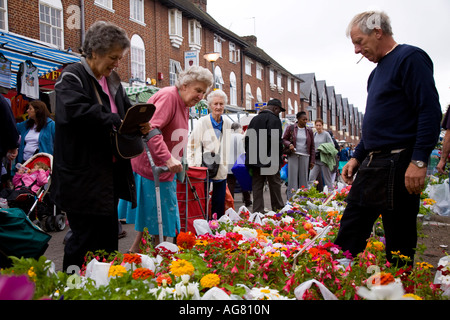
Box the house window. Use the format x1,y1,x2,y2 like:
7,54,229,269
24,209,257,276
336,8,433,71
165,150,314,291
169,9,183,48
130,35,145,82
245,57,253,76
0,0,8,31
256,63,263,80
230,72,237,106
188,19,202,51
287,77,292,92
169,59,182,86
269,69,274,84
245,83,253,110
95,0,113,10
130,0,144,24
229,42,240,64
213,34,223,57
214,66,224,90
39,1,63,48
256,87,262,103
294,80,298,94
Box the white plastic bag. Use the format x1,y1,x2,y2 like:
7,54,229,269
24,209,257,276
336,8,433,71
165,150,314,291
428,179,450,216
294,279,338,300
84,259,110,287
193,219,212,235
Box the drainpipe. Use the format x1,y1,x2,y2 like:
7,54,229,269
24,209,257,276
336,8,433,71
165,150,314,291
80,0,85,45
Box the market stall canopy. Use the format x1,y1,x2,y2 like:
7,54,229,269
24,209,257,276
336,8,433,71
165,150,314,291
0,32,80,89
126,85,160,104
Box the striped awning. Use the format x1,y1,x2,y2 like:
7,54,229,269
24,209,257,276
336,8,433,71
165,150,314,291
0,32,80,89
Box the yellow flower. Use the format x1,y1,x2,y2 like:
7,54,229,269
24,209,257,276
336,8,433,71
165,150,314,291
403,293,422,300
200,274,221,288
367,240,384,251
416,262,433,270
27,267,37,281
170,259,195,277
195,239,209,246
108,265,127,278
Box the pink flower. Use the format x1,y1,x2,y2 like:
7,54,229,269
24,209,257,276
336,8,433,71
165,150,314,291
209,220,219,230
0,275,35,300
231,266,239,273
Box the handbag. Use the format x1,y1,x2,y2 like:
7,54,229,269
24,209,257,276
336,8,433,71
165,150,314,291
201,125,222,178
202,150,220,178
92,80,154,160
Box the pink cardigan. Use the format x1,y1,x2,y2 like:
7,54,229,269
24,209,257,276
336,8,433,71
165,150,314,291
13,169,49,193
131,86,189,182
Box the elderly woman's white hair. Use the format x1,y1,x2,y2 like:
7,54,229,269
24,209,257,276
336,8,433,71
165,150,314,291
175,66,214,90
206,89,228,107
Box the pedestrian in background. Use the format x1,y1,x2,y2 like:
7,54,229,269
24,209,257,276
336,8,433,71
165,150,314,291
16,100,55,164
308,119,334,190
120,66,213,252
282,111,315,199
334,11,442,266
245,98,285,213
51,21,150,271
187,89,232,218
436,106,450,216
227,122,252,207
0,95,19,191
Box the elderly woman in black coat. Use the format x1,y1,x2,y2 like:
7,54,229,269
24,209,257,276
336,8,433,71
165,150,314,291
50,21,150,272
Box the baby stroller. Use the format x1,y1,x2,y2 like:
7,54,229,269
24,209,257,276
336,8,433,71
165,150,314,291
5,153,66,232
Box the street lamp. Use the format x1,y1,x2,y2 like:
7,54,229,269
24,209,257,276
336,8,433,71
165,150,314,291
203,52,220,89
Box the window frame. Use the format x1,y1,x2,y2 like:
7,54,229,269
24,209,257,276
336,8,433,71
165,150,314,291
39,1,63,48
130,0,145,25
0,0,8,32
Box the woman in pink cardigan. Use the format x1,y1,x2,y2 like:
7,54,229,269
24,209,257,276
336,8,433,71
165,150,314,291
119,66,214,252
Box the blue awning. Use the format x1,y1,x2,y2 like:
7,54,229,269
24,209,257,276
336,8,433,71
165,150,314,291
0,32,80,89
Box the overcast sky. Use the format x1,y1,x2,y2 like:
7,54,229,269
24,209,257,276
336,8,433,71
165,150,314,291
207,0,450,114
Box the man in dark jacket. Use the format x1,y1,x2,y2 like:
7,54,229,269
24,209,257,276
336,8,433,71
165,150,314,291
245,99,285,213
0,95,19,191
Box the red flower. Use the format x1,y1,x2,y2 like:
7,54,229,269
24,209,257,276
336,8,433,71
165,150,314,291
123,253,142,265
132,268,154,280
176,231,197,249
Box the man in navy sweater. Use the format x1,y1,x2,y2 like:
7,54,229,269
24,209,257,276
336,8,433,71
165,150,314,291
334,11,442,266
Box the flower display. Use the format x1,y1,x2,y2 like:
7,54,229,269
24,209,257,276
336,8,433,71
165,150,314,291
1,183,448,301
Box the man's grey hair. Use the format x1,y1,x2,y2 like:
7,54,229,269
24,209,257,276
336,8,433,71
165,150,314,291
81,21,130,58
175,66,214,90
346,11,393,37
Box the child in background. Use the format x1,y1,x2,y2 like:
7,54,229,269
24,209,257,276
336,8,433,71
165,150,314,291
13,161,50,194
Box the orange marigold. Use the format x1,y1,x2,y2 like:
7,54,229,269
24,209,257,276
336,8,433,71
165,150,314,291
123,253,142,265
176,231,197,250
156,273,173,286
132,268,154,280
370,272,395,286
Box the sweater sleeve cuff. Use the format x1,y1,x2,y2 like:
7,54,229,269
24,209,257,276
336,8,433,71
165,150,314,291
412,150,430,163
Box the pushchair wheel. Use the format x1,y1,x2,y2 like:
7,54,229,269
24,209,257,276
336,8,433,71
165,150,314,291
54,214,66,231
43,216,55,232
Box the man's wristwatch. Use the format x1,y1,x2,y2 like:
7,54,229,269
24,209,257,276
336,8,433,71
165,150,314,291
411,160,426,168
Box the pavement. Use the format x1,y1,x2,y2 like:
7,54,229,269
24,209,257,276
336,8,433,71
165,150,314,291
43,184,287,272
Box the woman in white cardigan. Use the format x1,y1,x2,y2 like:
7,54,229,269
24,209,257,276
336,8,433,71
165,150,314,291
187,89,232,218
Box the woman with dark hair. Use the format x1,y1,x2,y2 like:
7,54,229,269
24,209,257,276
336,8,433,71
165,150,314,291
282,111,315,199
16,100,55,164
50,21,151,271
